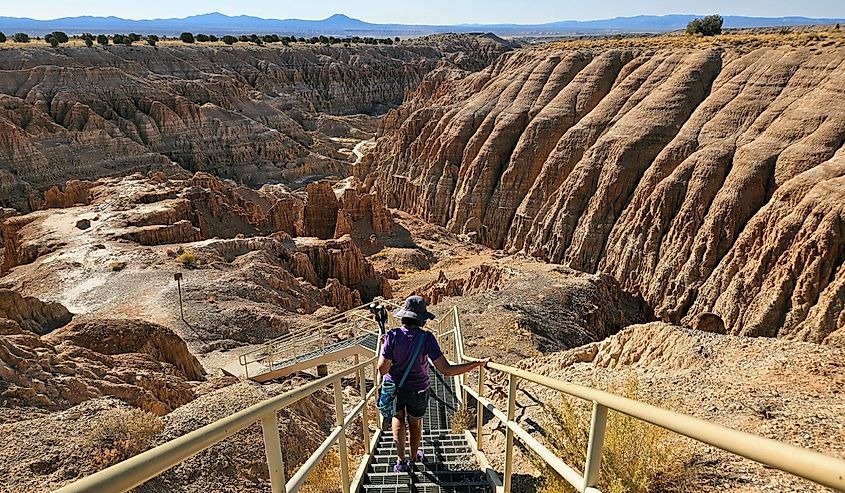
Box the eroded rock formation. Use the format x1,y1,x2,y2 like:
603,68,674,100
0,37,512,211
0,289,72,335
1,314,202,415
366,45,845,343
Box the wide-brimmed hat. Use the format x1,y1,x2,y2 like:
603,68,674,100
393,295,436,321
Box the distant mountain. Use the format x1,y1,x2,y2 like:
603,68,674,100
0,12,842,37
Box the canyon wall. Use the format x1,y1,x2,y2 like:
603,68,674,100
366,45,845,344
0,36,512,211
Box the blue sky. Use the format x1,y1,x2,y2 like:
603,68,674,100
5,0,845,23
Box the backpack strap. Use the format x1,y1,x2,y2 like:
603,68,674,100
397,332,427,389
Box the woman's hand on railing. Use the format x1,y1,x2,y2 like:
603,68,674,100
474,358,491,368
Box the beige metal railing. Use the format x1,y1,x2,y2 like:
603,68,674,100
438,306,845,493
54,355,382,493
238,299,401,378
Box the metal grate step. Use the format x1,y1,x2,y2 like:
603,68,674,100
372,453,478,465
366,471,487,485
363,484,490,493
370,461,459,474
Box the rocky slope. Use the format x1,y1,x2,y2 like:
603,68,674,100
365,43,845,344
418,258,652,364
0,36,512,212
0,172,392,356
0,380,341,493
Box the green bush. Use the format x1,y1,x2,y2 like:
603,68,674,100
537,377,692,493
222,35,237,45
97,34,108,45
51,31,69,43
195,33,209,42
686,15,723,36
0,32,6,43
180,32,195,44
12,32,30,43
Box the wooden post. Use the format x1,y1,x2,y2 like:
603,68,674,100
261,412,287,493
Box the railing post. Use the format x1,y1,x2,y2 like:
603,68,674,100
583,403,608,492
353,353,361,387
476,365,486,452
334,379,351,493
358,364,371,450
503,373,517,493
261,412,287,493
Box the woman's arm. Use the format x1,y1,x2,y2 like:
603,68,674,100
377,355,392,376
432,356,490,377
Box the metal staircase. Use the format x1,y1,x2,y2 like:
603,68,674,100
234,301,398,381
362,367,491,493
54,304,845,493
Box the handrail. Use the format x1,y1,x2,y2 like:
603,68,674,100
240,298,454,379
239,299,400,363
448,306,845,492
54,355,380,493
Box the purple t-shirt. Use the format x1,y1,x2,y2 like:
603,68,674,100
381,326,444,392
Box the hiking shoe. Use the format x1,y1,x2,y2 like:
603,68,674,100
393,459,409,473
414,450,426,463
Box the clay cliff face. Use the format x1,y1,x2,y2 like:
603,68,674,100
0,37,511,212
366,45,845,344
1,313,203,415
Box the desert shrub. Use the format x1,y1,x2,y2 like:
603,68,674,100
47,35,59,47
222,35,237,45
51,31,69,43
12,32,30,43
450,406,474,434
0,32,6,43
208,34,218,42
97,34,108,45
537,377,692,493
300,450,342,493
195,33,210,42
112,34,133,46
146,34,158,46
177,250,197,268
89,408,164,468
686,15,723,36
81,33,94,47
180,32,195,44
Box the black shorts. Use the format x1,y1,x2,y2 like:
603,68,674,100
395,387,430,419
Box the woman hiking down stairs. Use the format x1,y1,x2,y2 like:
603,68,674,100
377,295,489,473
